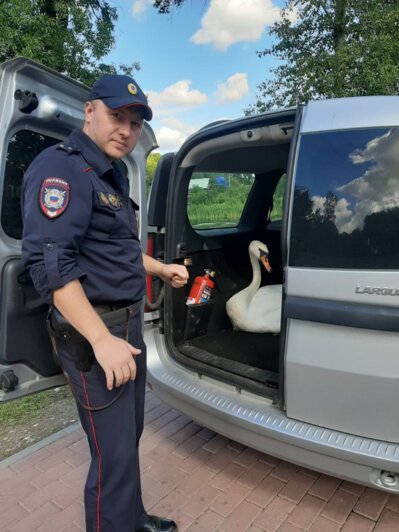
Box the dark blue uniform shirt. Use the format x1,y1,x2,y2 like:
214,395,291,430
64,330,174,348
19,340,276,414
21,129,146,305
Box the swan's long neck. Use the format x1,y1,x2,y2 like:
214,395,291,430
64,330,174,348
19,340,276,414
244,250,262,297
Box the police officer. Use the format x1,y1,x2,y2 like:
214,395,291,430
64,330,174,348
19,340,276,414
21,74,188,532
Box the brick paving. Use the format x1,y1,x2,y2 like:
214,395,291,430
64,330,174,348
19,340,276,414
1,388,399,531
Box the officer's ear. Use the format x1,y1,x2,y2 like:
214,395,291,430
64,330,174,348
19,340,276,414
84,101,94,123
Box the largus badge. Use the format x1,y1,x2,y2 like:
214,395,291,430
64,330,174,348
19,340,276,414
39,177,70,218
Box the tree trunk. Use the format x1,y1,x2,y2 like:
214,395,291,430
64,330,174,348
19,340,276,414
333,0,347,52
39,0,68,72
333,0,348,96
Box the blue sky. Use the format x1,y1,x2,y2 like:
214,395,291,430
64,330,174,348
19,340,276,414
106,0,289,152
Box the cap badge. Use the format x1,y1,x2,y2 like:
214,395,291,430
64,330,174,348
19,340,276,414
127,83,138,95
39,177,69,218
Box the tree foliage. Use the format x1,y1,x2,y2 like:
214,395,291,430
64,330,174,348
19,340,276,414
0,0,139,85
153,0,185,14
146,152,161,194
248,0,399,112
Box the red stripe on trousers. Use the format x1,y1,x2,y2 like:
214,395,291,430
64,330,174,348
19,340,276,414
80,372,102,532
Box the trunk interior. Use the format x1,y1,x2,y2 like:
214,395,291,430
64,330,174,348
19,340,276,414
168,236,283,397
161,113,296,397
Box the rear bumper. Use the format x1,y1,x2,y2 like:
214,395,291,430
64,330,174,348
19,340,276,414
144,326,399,493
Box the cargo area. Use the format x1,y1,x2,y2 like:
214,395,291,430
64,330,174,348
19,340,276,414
147,113,297,396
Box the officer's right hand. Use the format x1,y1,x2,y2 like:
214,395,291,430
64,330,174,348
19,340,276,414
91,334,141,390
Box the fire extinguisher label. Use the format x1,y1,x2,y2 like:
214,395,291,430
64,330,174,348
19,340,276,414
200,285,212,303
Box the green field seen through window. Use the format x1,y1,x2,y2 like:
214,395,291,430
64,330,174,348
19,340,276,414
187,172,286,229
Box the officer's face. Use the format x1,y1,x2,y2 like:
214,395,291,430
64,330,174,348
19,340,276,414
83,100,144,160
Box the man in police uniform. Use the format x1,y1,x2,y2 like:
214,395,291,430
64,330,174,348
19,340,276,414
21,74,188,532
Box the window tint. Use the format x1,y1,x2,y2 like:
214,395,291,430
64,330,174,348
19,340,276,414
187,171,255,229
290,128,399,269
2,131,60,239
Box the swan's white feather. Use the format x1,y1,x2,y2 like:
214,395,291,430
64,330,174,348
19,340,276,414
226,241,282,333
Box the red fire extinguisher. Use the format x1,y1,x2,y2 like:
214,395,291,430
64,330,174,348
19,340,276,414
186,269,215,305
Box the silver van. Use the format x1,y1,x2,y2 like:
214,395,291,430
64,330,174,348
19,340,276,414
1,58,399,493
144,96,399,493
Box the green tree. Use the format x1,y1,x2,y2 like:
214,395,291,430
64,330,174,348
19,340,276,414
248,0,399,112
146,152,161,194
0,0,139,85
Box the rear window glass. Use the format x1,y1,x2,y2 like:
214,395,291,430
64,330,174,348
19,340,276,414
2,130,60,239
187,171,255,229
290,128,399,269
270,173,286,221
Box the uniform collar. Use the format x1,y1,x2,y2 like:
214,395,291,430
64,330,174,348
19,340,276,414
69,129,114,177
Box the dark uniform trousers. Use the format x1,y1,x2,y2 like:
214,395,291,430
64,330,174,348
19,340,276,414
54,311,148,532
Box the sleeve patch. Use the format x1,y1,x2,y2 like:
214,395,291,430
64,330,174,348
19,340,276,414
39,177,70,218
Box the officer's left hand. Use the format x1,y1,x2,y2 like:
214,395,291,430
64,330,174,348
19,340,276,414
160,263,189,288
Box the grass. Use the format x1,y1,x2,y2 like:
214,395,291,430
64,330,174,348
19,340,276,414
0,386,72,423
0,386,78,460
187,173,286,229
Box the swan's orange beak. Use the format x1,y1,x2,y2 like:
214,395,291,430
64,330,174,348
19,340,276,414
260,255,272,273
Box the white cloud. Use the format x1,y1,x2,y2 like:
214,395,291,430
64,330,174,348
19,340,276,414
311,195,325,216
335,129,399,234
131,0,152,18
147,80,208,112
154,118,197,152
334,197,357,234
191,0,281,51
215,73,249,103
310,130,399,234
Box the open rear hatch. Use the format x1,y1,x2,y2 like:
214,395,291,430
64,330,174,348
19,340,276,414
149,111,297,397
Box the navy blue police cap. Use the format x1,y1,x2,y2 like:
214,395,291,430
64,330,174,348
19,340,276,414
87,74,153,121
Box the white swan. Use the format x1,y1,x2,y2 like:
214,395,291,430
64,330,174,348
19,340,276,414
226,240,282,334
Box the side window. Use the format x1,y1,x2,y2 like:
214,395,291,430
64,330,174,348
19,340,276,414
290,128,399,269
270,173,286,221
187,171,255,229
2,131,60,239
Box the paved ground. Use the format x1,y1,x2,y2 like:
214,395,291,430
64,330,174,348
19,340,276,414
1,388,399,532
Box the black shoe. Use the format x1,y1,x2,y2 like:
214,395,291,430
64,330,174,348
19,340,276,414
137,515,178,532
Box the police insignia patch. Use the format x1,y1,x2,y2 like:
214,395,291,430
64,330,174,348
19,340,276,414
39,178,70,218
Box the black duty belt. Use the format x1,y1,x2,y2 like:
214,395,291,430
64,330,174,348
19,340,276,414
91,300,142,327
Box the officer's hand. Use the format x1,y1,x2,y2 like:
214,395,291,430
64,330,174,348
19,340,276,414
160,263,189,288
92,334,141,390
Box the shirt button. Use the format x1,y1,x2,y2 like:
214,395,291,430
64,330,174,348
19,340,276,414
46,243,54,250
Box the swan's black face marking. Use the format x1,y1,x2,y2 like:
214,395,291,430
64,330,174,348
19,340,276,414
259,249,272,273
259,248,269,259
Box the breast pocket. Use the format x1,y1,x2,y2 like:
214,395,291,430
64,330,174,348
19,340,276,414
90,191,116,236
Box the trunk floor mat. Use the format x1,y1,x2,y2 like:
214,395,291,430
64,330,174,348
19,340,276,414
178,329,279,386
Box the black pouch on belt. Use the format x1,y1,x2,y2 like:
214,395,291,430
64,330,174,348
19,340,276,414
47,307,94,372
46,302,142,372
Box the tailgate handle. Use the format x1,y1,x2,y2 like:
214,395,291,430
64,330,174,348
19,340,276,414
176,242,187,258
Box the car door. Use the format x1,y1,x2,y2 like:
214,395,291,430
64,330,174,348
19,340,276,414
284,96,399,443
0,57,156,402
145,152,175,321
